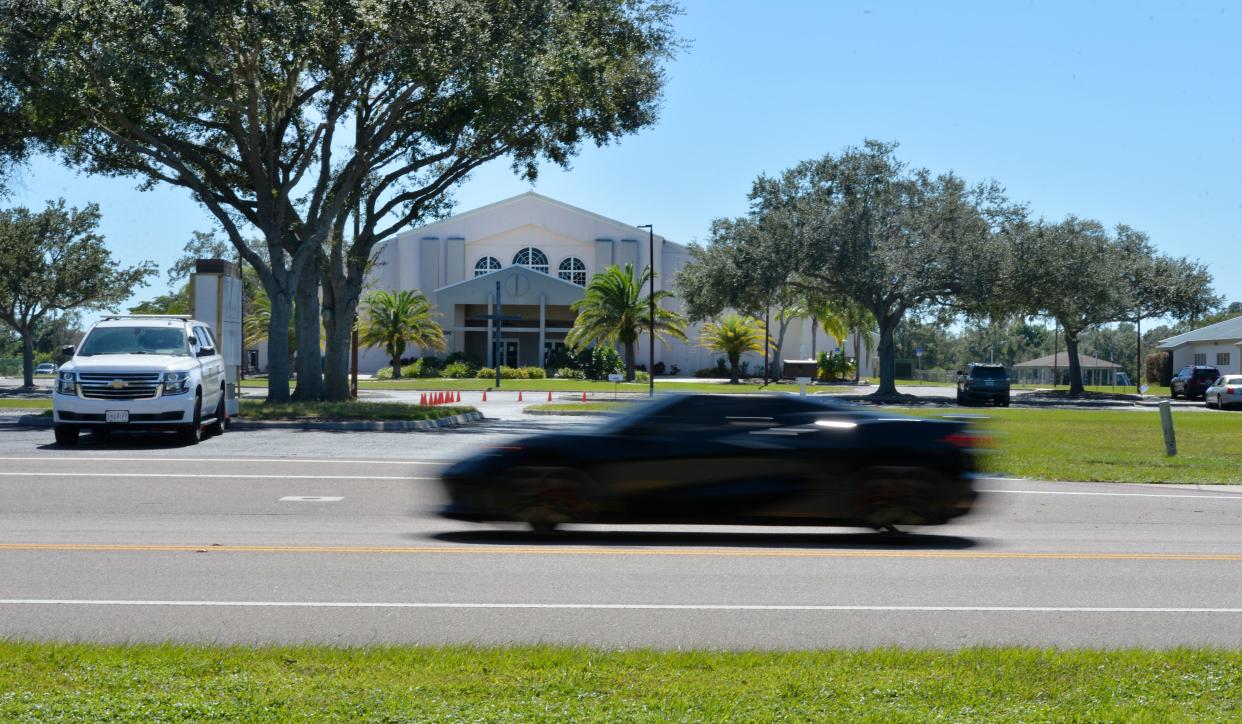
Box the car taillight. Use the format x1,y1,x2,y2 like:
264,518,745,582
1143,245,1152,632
1228,387,1237,395
945,431,990,448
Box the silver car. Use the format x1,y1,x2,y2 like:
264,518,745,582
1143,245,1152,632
1205,375,1242,410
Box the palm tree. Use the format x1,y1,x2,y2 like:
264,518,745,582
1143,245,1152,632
358,290,446,379
800,299,848,358
699,313,768,384
567,263,688,381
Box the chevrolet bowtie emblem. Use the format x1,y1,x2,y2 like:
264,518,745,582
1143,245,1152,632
109,379,128,389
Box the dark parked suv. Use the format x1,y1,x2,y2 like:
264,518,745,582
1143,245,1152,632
1171,365,1220,400
956,363,1011,406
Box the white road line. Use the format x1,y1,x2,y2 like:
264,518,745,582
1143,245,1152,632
0,456,444,466
0,472,432,481
2,599,1242,613
279,496,345,502
980,488,1242,500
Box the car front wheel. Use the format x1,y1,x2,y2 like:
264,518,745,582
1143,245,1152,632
54,425,79,446
179,392,203,445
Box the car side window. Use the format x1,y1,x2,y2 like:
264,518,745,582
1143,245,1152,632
194,326,215,351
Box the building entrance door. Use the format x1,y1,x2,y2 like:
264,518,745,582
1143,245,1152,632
500,339,519,368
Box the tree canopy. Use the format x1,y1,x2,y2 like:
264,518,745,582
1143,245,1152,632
1,0,682,400
0,200,155,386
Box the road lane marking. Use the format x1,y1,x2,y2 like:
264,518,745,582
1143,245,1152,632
0,472,432,481
0,456,445,466
979,488,1242,500
3,599,1242,613
2,543,1241,561
279,496,344,502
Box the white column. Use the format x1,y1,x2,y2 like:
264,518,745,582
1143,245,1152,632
538,293,546,367
486,293,494,368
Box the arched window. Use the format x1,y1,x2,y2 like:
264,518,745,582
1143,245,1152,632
558,257,587,286
512,247,548,274
473,256,501,277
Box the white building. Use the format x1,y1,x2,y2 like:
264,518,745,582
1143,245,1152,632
352,191,874,376
1156,315,1242,375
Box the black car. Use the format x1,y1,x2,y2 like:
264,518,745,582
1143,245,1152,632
956,363,1011,406
1171,365,1220,400
439,394,982,532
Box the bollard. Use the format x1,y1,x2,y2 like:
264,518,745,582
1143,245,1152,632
1158,400,1177,456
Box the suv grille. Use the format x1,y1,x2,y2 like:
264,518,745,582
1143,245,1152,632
78,372,163,400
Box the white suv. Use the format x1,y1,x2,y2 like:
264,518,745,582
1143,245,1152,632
53,315,226,446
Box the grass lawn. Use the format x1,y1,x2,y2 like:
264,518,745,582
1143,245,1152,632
527,401,634,414
0,643,1238,721
240,377,848,394
908,407,1242,484
0,398,51,409
237,399,474,422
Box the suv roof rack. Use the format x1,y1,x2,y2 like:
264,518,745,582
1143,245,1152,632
100,314,193,321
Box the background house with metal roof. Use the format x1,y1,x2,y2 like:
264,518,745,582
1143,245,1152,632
1156,315,1242,377
1012,352,1123,386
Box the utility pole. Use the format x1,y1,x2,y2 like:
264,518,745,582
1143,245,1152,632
637,224,655,398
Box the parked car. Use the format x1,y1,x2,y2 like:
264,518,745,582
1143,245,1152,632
1205,375,1242,410
956,363,1011,406
439,393,982,533
34,362,57,375
1170,365,1220,400
52,315,226,446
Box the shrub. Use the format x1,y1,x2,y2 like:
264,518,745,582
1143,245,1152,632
579,346,624,380
557,367,586,380
634,370,650,384
445,351,482,369
374,366,398,380
476,367,494,379
442,361,474,378
476,366,536,380
521,366,547,379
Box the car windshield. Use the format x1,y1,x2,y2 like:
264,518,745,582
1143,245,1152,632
1194,369,1219,379
971,367,1007,379
1225,377,1242,385
78,326,189,356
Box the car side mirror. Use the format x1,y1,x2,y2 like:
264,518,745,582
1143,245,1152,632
61,345,75,359
956,370,964,376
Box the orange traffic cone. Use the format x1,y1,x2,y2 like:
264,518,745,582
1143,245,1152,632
482,389,487,402
518,390,523,402
581,391,587,402
456,390,461,403
420,392,427,406
547,389,552,402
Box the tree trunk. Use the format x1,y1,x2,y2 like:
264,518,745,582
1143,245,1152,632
811,321,817,358
624,339,636,381
292,263,323,401
729,354,740,384
873,313,899,397
1065,331,1084,396
853,332,862,383
21,327,34,389
265,287,293,403
319,270,356,401
771,315,793,381
390,351,402,380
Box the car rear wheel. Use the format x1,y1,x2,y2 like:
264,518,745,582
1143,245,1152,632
179,392,203,445
854,467,938,529
54,425,79,446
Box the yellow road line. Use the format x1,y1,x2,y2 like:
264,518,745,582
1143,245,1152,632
1,543,1240,561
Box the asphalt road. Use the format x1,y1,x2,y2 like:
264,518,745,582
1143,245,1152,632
2,422,1241,649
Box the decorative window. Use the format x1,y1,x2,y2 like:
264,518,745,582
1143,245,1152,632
473,256,501,276
1217,352,1231,367
558,257,587,286
1194,353,1207,365
512,247,548,274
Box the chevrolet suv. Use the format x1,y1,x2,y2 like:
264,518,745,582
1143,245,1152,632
956,363,1011,406
52,315,226,446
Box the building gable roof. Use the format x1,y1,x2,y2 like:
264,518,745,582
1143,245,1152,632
1013,352,1120,369
1156,315,1242,349
434,263,586,308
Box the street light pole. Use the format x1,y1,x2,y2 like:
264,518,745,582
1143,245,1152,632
637,224,655,398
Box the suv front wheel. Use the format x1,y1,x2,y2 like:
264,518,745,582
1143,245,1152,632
54,425,79,446
179,392,203,445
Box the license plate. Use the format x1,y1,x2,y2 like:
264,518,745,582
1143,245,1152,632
105,410,129,424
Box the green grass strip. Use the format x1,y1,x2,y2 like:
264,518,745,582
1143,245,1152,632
0,643,1238,720
526,401,632,413
909,407,1242,484
237,399,474,422
0,398,51,409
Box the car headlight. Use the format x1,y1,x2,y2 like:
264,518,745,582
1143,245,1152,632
163,370,191,395
56,371,76,395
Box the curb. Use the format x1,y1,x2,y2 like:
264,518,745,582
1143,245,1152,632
7,411,484,431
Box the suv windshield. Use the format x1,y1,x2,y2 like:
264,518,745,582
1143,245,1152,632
970,367,1007,379
78,327,189,356
1194,369,1219,379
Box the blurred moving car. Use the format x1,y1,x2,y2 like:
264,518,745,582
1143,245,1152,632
439,394,982,532
34,362,57,375
956,363,1010,406
1171,365,1219,400
1205,375,1242,410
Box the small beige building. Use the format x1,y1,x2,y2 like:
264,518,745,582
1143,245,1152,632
1012,352,1122,386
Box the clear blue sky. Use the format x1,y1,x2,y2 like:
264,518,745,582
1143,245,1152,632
7,0,1240,319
